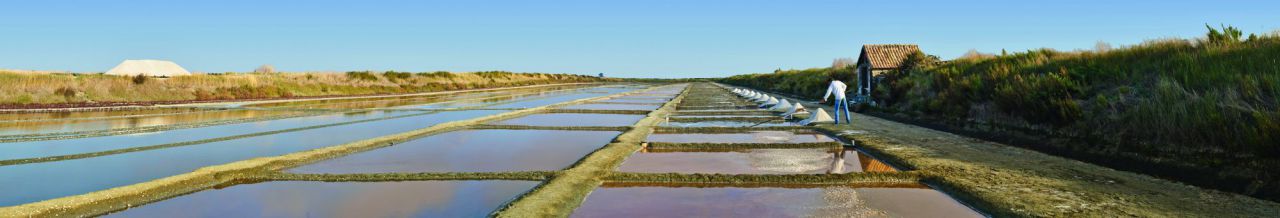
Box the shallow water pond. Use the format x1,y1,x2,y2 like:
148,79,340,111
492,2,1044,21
572,184,982,218
619,148,895,174
0,108,199,121
670,115,777,119
596,98,670,104
0,109,301,136
105,180,539,218
288,130,620,173
646,131,836,144
559,103,660,111
659,120,798,127
482,92,619,109
0,110,505,206
491,113,644,127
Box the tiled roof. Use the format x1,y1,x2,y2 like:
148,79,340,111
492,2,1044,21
859,44,920,70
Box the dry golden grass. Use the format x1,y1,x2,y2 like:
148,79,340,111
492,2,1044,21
0,71,608,105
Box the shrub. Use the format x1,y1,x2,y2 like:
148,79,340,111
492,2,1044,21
345,71,379,81
417,71,455,78
132,74,148,84
383,71,412,81
54,87,77,100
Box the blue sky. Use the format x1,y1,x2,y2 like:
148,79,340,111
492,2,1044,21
1,0,1277,78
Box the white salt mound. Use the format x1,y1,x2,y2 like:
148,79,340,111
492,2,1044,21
800,108,834,125
783,103,808,118
105,59,192,77
769,99,792,112
763,97,779,105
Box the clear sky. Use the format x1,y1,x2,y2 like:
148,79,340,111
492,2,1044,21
1,0,1277,78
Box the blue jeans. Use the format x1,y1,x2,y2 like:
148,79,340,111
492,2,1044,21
833,98,853,125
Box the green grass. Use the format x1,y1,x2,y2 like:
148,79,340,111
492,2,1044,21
719,81,1280,217
720,29,1280,201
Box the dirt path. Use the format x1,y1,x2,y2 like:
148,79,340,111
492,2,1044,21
723,83,1280,217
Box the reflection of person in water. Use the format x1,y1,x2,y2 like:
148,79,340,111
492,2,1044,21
828,149,846,174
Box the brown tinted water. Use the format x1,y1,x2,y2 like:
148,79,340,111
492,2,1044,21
559,103,660,111
646,131,836,144
491,113,645,127
572,184,982,218
618,148,895,174
104,180,539,218
287,130,621,173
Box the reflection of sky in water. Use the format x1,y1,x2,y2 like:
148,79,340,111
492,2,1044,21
646,131,835,144
288,130,620,173
104,181,539,218
0,111,420,160
0,110,504,206
620,148,891,174
492,113,645,127
573,186,980,218
659,121,798,127
559,103,661,111
0,109,298,136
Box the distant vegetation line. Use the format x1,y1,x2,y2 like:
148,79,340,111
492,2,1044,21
720,26,1280,201
0,71,611,108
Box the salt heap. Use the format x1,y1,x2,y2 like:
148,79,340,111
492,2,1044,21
799,108,834,125
105,59,192,77
782,102,807,119
761,96,779,107
769,99,792,112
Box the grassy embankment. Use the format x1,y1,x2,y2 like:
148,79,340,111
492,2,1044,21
0,70,608,107
720,28,1280,202
719,83,1280,216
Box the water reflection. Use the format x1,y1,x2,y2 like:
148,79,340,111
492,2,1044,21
659,120,798,128
0,110,505,206
104,181,539,218
646,131,836,144
560,103,660,111
572,184,982,218
287,130,621,173
491,113,645,127
622,148,894,174
0,109,301,136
